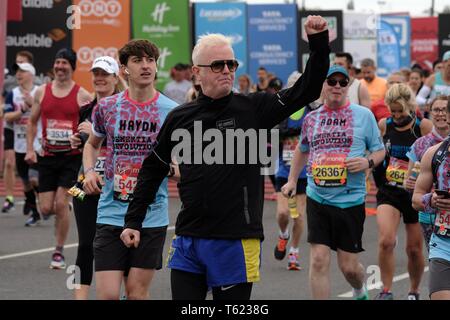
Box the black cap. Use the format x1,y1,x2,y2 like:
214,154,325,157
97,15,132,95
173,63,189,71
55,48,77,71
268,77,283,91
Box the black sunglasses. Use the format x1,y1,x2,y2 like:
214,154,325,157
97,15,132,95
326,78,349,87
197,60,239,73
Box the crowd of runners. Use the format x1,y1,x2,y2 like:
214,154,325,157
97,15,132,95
1,15,450,300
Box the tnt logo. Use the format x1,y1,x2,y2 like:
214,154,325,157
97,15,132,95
151,2,171,24
78,46,118,65
78,0,122,17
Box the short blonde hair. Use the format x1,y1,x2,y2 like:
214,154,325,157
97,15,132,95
192,33,233,65
385,83,416,114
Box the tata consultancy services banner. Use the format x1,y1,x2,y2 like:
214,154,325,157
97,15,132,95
411,17,438,72
6,0,72,83
377,15,411,78
73,0,130,91
344,13,377,68
247,4,297,85
195,2,248,79
133,0,191,91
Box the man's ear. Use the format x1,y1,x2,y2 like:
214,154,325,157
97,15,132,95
192,65,201,80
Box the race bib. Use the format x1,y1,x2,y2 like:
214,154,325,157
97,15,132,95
282,137,299,166
435,211,450,238
45,119,72,152
113,162,141,202
15,118,28,140
311,153,347,187
386,158,408,187
94,148,107,179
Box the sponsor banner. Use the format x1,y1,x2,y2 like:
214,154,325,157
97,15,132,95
247,4,298,86
132,0,191,91
194,2,248,79
377,15,411,78
438,14,450,59
343,13,376,67
73,0,130,91
1,1,6,81
6,0,72,84
1,0,6,161
7,0,22,21
411,17,438,72
298,10,342,72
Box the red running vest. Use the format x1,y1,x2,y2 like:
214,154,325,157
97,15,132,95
40,83,81,156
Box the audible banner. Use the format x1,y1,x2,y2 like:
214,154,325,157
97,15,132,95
6,0,72,83
344,13,377,68
298,10,342,71
438,14,450,59
411,17,438,72
132,0,191,91
73,0,130,91
377,15,411,78
247,4,298,85
195,2,248,79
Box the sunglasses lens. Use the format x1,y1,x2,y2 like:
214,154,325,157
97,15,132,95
211,62,225,73
327,79,337,86
339,80,349,87
226,60,238,72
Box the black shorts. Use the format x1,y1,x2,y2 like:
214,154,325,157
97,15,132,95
429,258,450,296
37,154,81,192
4,128,14,150
306,197,365,253
376,186,418,224
94,224,167,272
15,153,38,183
275,177,307,194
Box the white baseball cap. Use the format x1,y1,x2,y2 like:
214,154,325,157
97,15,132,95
90,56,119,75
13,63,36,76
443,50,450,62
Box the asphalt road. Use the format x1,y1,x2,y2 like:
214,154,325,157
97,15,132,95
0,197,429,300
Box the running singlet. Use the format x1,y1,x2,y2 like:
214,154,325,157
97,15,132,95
40,83,80,156
92,90,177,227
433,150,450,239
407,129,444,224
383,117,421,188
432,72,450,98
4,86,41,153
300,103,384,207
276,107,308,179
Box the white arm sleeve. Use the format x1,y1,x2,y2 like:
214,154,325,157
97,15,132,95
416,85,431,106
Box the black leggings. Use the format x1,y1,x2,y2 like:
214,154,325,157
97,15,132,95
171,269,253,300
73,195,99,286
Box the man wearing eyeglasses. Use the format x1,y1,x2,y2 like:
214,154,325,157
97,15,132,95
120,15,330,300
282,65,386,300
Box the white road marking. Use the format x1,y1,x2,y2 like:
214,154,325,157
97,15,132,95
337,266,429,298
0,226,175,261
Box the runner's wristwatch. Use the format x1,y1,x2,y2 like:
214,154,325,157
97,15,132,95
367,158,375,169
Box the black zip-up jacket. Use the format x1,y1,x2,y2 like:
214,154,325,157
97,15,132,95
124,30,330,239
